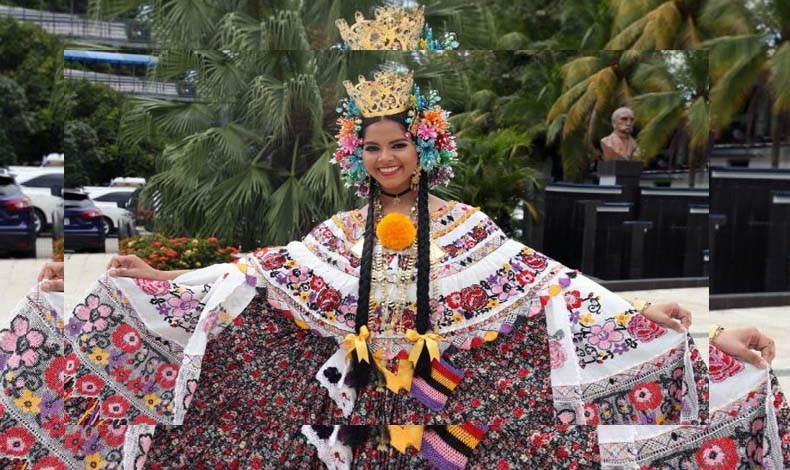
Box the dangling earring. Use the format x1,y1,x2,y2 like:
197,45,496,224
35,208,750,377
410,168,420,192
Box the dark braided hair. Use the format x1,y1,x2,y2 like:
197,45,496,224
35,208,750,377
346,111,436,389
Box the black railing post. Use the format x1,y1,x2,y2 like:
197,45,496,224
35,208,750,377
579,200,602,276
624,220,653,279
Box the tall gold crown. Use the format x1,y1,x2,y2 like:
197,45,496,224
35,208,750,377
335,6,425,50
343,71,414,118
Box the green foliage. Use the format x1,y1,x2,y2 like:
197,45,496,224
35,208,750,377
0,18,62,165
63,79,161,186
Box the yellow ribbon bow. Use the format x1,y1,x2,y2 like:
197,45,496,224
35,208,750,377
405,329,444,366
343,326,371,363
387,425,424,453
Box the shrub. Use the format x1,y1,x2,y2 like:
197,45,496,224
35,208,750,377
119,234,239,270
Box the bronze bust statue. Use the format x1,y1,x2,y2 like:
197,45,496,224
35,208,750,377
600,107,639,160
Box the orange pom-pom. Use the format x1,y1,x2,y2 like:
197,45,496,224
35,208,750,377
376,212,417,251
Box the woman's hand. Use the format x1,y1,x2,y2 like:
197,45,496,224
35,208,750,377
106,255,164,280
38,261,64,292
714,327,775,369
641,302,691,333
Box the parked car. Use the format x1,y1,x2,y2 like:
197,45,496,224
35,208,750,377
9,166,64,234
63,189,105,253
0,172,37,258
84,186,136,236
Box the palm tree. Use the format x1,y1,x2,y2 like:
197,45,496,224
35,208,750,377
705,0,790,167
630,51,709,186
545,50,677,181
605,0,752,49
89,0,488,49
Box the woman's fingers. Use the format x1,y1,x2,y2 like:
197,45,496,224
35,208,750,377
40,279,64,292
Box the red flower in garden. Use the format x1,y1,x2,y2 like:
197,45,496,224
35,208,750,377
101,395,131,419
460,285,488,311
317,288,342,312
75,373,105,397
155,363,179,388
626,314,666,343
695,437,738,470
0,426,36,457
563,290,583,309
628,382,663,411
112,323,143,353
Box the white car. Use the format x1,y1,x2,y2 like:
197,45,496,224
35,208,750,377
10,166,64,234
84,186,136,236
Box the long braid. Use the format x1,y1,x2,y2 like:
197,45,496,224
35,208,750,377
346,179,378,389
414,169,433,377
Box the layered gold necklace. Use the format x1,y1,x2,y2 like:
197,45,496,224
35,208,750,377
372,195,418,341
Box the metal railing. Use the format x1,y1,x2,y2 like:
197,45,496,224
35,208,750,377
0,5,149,46
64,69,195,101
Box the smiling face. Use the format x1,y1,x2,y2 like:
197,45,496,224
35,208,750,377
361,118,419,193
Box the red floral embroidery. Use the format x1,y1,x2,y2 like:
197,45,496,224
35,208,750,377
709,345,745,383
0,426,36,457
626,314,666,343
563,290,583,309
446,291,463,309
695,437,738,470
515,269,536,286
582,404,599,425
64,352,80,375
101,395,131,419
309,276,326,291
524,253,548,270
111,323,143,353
155,363,179,388
317,288,342,311
259,251,287,270
134,278,171,296
98,423,128,447
549,340,566,369
75,373,105,397
628,382,663,411
44,355,66,392
43,414,66,439
32,456,67,470
460,285,488,311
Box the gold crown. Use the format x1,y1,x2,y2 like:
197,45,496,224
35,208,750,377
335,6,425,50
343,71,414,118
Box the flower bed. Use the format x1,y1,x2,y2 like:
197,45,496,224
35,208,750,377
120,234,239,270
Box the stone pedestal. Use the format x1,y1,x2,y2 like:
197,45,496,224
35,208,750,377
598,160,643,206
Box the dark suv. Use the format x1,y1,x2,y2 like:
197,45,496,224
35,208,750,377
63,189,106,253
0,173,37,258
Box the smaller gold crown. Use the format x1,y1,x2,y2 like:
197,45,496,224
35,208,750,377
343,71,414,118
335,6,425,50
